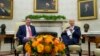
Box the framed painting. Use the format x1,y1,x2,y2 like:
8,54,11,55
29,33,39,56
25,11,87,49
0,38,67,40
34,0,58,13
78,0,97,20
0,0,13,19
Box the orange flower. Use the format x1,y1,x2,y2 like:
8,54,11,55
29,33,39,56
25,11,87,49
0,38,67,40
58,43,65,52
43,35,53,39
37,37,43,42
37,44,44,53
45,38,52,44
32,40,39,47
54,38,60,45
43,35,53,44
25,43,31,54
54,46,59,53
48,35,54,39
44,45,52,53
61,43,66,49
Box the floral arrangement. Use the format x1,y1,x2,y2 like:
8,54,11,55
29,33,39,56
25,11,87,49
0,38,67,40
25,35,66,56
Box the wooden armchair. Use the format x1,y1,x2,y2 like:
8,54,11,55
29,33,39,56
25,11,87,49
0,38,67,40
14,22,25,56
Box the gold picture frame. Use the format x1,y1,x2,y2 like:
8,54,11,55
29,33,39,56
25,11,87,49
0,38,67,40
34,0,58,13
0,0,13,19
78,0,97,20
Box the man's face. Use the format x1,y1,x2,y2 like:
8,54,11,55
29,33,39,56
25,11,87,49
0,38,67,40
69,19,75,26
46,2,50,7
26,18,31,26
0,3,5,8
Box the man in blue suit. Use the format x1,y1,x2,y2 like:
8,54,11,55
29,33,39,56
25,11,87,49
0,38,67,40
61,19,81,56
16,16,37,56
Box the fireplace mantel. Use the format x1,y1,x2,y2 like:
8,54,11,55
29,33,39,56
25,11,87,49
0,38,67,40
31,20,67,27
31,20,67,23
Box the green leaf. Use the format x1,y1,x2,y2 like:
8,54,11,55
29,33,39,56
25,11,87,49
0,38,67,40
26,15,66,20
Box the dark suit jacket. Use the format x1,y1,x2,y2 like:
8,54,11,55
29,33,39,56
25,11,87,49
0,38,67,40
61,26,81,45
16,25,37,44
0,8,10,16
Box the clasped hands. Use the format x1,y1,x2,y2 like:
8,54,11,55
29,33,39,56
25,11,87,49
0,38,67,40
63,28,73,33
24,36,35,41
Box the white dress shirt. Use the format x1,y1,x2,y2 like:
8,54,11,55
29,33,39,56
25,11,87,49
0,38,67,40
69,26,75,33
26,25,32,38
66,26,75,39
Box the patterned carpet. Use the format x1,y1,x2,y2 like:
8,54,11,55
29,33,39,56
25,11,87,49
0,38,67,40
0,54,90,56
0,50,94,56
0,54,92,56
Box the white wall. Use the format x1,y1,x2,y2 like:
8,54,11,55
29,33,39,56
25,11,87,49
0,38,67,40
0,0,100,33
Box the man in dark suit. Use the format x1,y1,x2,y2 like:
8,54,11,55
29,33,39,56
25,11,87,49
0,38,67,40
0,3,10,16
16,16,37,44
16,16,37,56
61,19,81,56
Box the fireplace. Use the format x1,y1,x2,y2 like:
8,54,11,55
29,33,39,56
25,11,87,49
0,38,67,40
31,20,67,37
37,32,57,37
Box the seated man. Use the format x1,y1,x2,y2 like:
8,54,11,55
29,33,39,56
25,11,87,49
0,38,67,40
61,19,81,56
16,16,37,56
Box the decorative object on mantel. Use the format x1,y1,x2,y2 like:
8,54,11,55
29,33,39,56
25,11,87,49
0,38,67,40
25,35,66,56
0,24,6,34
26,15,66,21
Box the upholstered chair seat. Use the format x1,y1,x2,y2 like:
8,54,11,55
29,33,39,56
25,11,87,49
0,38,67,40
94,48,100,56
68,45,81,52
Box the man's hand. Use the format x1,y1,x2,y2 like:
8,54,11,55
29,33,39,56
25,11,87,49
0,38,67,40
64,29,68,32
29,36,35,39
69,28,73,32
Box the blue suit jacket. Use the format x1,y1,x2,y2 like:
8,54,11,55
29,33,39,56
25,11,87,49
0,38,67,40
16,25,37,44
61,26,81,45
